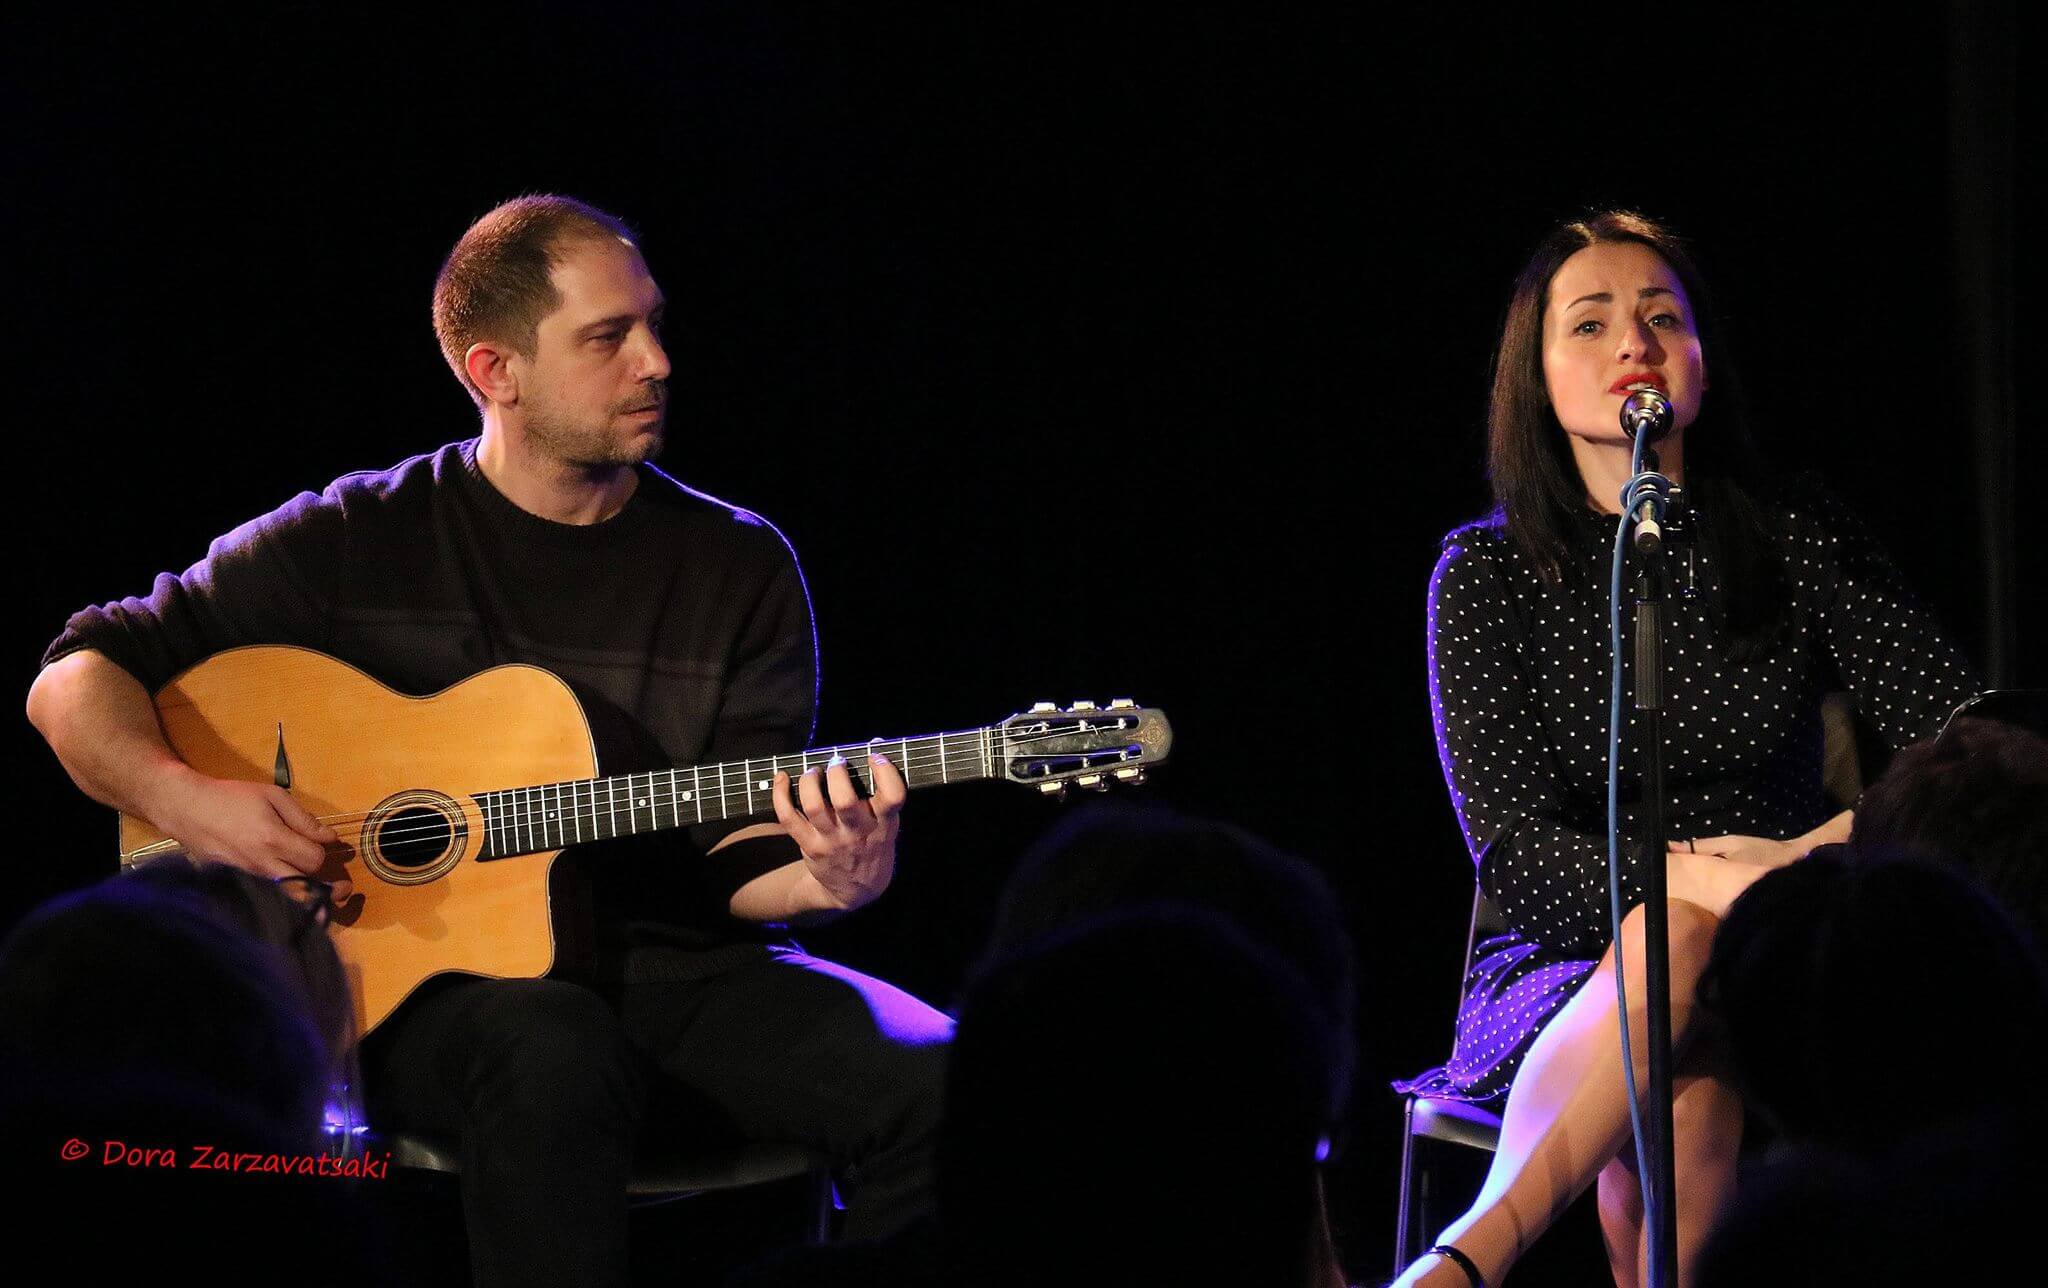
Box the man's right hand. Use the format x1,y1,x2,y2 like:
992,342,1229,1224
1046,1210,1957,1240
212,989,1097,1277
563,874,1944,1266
144,768,345,892
30,650,350,902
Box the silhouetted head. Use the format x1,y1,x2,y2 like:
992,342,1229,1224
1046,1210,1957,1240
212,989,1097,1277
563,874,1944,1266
1855,715,2048,944
983,802,1357,1117
1698,1113,2047,1287
0,859,352,1150
1702,848,2048,1148
944,907,1336,1286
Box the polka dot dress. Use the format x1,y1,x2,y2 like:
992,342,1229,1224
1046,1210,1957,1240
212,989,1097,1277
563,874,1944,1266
1396,491,1979,1103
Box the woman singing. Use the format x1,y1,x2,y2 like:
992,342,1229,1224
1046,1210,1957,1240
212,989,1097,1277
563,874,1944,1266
1392,211,1978,1287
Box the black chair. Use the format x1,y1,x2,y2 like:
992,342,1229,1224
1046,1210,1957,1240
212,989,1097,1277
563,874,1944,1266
391,1131,838,1243
1391,886,1505,1271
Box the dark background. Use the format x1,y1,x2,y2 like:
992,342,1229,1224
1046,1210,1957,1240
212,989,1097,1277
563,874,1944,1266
5,4,2033,1281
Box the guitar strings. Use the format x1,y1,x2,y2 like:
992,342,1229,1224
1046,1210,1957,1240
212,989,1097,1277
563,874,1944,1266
265,722,1151,854
320,757,1111,855
328,729,1136,853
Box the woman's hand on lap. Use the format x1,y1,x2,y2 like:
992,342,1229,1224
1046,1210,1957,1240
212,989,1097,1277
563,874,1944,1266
1669,833,1801,869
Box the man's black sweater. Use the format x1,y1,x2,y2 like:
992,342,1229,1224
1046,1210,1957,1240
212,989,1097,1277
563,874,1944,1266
44,439,817,979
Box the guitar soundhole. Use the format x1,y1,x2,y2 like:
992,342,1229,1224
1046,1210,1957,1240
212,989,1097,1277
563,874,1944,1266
360,789,468,886
377,806,453,871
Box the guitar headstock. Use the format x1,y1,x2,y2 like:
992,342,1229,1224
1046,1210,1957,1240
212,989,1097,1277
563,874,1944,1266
995,700,1172,797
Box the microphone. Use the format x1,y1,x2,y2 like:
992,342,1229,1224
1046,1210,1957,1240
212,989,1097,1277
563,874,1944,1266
1620,387,1672,443
1620,387,1674,552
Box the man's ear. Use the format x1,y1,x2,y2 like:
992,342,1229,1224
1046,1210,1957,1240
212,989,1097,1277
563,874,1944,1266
465,341,519,406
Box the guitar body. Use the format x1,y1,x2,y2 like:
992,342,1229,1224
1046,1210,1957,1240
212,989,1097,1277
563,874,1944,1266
119,645,598,1036
114,645,1173,1039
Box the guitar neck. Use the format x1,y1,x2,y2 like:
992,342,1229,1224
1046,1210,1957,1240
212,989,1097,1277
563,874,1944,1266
474,728,995,860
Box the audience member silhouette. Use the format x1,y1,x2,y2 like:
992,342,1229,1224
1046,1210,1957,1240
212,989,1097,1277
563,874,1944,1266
728,804,1359,1287
1852,714,2048,944
1695,1115,2044,1286
0,859,388,1283
1693,849,2048,1285
1700,848,2048,1150
982,804,1358,1116
943,907,1342,1286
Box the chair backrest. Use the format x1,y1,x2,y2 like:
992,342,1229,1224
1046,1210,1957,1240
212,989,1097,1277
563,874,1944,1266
1434,885,1508,1024
1820,690,1866,812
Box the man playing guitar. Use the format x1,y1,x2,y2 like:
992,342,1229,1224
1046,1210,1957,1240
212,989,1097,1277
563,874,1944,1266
27,195,952,1288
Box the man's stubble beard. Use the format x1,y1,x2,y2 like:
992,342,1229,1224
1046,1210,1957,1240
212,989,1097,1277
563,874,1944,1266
523,401,666,473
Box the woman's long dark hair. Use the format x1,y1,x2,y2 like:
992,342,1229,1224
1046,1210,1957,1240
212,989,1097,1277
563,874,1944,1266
1488,211,1782,655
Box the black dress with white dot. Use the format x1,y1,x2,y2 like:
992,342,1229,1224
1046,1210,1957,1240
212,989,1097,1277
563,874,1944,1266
1396,489,1979,1103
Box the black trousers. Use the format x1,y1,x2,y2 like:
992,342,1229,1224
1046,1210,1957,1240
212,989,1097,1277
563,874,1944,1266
360,948,952,1288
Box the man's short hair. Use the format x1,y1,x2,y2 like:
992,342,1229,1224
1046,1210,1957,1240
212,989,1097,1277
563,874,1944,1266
431,195,639,407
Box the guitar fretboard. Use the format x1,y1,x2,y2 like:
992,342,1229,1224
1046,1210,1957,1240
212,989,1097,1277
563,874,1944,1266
474,729,995,860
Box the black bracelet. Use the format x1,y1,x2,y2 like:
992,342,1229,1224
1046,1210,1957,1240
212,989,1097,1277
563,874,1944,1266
1426,1244,1485,1288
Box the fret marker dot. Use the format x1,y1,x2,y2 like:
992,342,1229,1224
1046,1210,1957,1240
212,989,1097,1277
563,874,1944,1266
681,792,692,801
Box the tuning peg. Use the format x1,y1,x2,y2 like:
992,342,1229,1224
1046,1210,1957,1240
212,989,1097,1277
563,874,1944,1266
1107,698,1136,710
1029,702,1059,714
1068,700,1098,712
1037,780,1068,798
1114,767,1145,785
1077,774,1109,791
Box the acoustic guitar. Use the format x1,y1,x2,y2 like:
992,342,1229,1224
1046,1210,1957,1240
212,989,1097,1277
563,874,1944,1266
116,645,1172,1034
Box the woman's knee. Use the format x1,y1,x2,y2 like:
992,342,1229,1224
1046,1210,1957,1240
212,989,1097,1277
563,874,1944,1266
1614,900,1722,1024
1618,899,1720,968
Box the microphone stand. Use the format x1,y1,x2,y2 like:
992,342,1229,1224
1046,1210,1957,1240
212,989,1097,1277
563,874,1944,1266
1628,450,1681,1288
